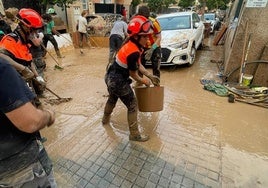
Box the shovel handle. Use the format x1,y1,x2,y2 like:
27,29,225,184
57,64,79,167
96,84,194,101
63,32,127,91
40,44,61,66
45,87,62,99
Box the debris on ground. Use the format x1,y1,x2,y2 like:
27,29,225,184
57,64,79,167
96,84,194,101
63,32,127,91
224,83,268,108
202,81,228,97
201,79,268,108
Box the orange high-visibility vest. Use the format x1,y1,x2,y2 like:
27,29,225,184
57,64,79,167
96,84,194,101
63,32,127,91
0,34,32,65
116,40,142,68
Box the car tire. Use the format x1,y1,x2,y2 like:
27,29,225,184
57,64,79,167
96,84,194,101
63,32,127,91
187,45,196,66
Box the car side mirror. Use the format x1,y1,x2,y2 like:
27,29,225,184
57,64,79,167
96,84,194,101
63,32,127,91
194,22,199,28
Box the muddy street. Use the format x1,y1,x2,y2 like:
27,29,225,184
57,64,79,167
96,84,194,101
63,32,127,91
40,36,268,188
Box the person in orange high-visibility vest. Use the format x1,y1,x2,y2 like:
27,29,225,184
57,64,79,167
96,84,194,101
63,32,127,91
138,5,162,78
0,8,47,105
0,8,57,187
102,15,160,142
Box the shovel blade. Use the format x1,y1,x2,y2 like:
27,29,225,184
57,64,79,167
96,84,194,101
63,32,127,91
54,65,64,70
44,97,72,105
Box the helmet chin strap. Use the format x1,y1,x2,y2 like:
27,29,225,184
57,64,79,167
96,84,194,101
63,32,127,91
15,24,30,44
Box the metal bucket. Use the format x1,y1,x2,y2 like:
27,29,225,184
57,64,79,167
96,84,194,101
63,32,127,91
134,85,164,112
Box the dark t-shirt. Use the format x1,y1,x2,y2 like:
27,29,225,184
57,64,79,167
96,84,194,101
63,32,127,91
127,51,140,71
0,57,34,113
0,57,39,176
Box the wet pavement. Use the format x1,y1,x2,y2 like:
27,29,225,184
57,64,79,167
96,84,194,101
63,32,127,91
41,36,268,188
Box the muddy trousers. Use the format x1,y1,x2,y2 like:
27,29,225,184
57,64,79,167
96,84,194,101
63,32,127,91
102,89,149,141
43,34,63,58
79,32,89,48
102,91,136,126
141,47,161,78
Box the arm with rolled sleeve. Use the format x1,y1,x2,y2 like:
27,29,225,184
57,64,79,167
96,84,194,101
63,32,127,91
0,58,55,133
127,52,152,86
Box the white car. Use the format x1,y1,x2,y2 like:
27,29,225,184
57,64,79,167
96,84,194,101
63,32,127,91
150,12,204,66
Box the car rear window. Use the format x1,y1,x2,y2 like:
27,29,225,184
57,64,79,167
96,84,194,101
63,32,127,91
158,15,191,30
204,14,215,20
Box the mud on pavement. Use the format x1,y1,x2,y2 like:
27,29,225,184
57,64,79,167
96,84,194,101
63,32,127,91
40,37,268,188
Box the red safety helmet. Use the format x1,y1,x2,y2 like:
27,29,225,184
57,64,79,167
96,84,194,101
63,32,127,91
127,15,152,36
18,8,43,29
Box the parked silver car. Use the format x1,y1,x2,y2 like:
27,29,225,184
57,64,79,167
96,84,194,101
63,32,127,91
154,12,204,66
204,13,221,34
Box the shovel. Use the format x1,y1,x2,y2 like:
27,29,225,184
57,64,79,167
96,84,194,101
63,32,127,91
45,87,72,104
40,44,64,70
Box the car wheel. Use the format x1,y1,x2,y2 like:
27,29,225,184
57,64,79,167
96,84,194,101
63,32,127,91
187,46,196,66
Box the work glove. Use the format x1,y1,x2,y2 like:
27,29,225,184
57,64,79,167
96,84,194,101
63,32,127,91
36,76,46,85
38,32,44,40
147,74,160,86
36,76,46,88
33,76,46,93
141,77,151,87
144,48,154,61
20,66,35,80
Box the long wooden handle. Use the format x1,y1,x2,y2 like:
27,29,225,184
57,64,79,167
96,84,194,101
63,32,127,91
45,87,62,99
239,20,249,84
40,43,60,66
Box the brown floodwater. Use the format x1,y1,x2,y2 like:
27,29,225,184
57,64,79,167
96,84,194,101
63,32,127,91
41,37,268,187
